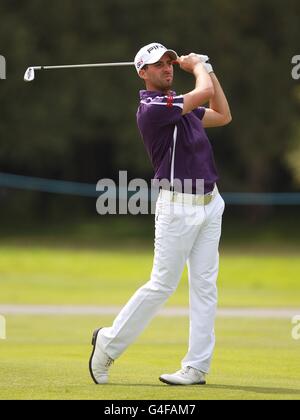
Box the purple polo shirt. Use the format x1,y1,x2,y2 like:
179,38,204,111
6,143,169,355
137,90,219,194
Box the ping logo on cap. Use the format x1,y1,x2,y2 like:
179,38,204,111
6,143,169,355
147,44,165,54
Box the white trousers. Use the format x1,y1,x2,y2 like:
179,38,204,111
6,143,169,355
99,190,225,374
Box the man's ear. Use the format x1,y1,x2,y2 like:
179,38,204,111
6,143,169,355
139,68,147,81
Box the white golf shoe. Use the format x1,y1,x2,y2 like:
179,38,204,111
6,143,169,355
89,329,114,384
159,367,206,386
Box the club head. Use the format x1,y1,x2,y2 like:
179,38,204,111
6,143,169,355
24,67,35,82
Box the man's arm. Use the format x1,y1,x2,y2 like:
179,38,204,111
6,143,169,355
177,54,215,115
202,73,232,128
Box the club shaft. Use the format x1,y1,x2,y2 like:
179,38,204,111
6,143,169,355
33,62,135,71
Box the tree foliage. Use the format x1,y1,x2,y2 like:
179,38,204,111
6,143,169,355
1,0,300,194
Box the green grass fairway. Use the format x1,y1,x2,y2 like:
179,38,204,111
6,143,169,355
0,245,299,400
0,315,299,400
0,246,299,307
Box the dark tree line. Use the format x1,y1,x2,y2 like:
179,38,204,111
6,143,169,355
1,0,300,211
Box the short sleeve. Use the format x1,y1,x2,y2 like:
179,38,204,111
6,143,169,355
193,107,206,121
140,95,184,126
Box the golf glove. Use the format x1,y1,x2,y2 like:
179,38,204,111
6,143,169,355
197,54,209,63
196,54,214,74
204,61,214,74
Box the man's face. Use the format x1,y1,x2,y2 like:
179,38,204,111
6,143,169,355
139,53,175,92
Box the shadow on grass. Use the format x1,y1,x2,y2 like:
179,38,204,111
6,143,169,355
206,384,300,396
111,383,300,395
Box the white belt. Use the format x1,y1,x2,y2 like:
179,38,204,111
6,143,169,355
160,185,218,206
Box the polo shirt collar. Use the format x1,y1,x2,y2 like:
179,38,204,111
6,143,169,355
139,90,177,100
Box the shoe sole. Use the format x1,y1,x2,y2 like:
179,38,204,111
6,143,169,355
89,328,102,385
159,376,206,386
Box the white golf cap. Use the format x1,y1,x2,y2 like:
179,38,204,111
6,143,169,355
134,42,178,74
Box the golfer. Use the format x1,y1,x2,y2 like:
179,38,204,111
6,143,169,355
90,43,232,385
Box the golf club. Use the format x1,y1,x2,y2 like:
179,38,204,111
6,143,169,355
24,62,135,82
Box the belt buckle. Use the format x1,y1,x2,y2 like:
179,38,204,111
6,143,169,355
204,195,211,206
204,191,214,205
171,189,176,203
196,195,205,206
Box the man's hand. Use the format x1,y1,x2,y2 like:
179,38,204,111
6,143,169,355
197,54,210,63
176,53,205,74
203,61,214,74
176,53,213,74
195,54,214,73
